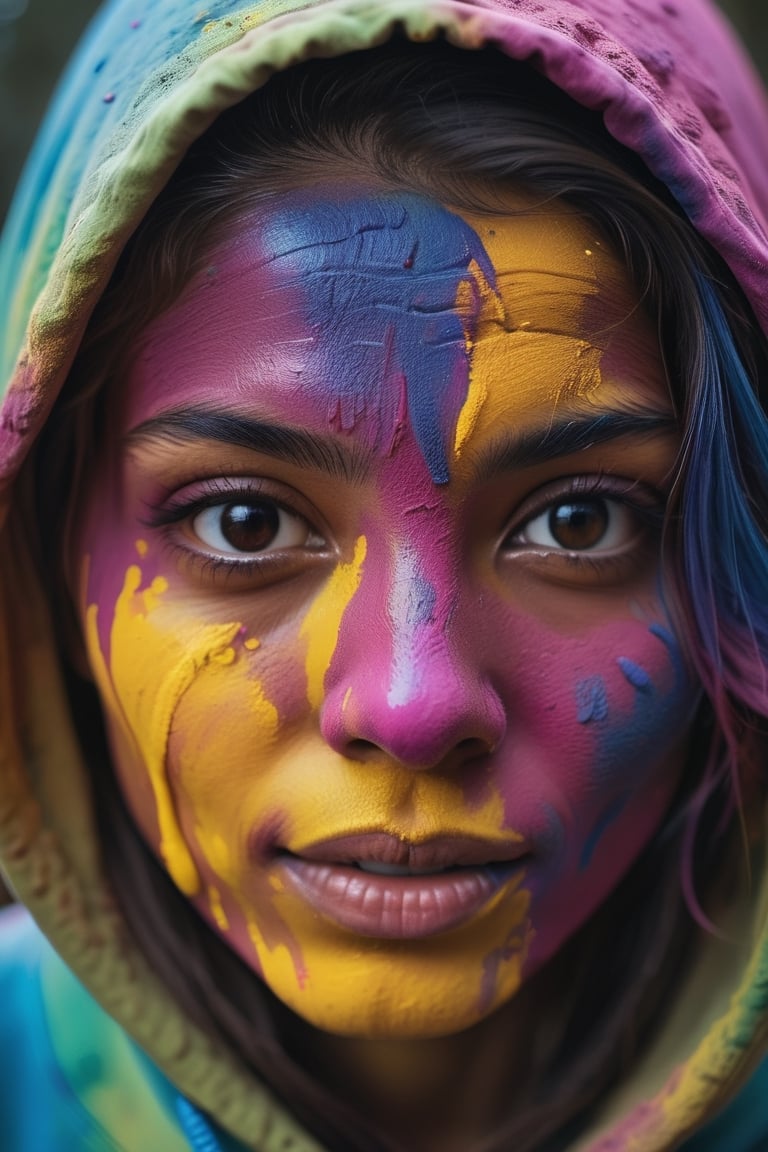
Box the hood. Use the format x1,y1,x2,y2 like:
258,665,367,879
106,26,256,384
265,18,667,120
1,1,768,1149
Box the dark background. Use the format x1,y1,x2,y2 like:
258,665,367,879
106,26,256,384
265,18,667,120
1,0,767,220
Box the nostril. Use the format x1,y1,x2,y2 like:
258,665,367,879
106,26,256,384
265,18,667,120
342,735,495,768
456,737,496,760
345,738,382,763
320,677,506,769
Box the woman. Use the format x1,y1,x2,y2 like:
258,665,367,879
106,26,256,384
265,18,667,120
1,1,768,1149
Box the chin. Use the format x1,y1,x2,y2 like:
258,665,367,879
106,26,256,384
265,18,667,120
258,934,532,1039
278,985,526,1040
194,872,535,1037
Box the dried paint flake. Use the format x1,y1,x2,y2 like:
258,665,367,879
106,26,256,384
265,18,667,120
617,657,653,692
575,676,609,724
212,646,236,666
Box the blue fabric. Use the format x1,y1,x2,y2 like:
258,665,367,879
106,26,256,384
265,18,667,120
0,905,119,1150
0,905,246,1151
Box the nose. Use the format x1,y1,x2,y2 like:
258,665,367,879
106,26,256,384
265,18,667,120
319,599,507,771
321,669,506,769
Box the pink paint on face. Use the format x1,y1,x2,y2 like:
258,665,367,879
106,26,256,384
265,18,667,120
315,388,694,976
73,185,696,1037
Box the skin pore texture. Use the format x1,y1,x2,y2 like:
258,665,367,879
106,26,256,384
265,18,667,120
74,184,700,1066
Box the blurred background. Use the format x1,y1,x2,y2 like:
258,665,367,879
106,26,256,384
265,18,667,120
1,0,767,220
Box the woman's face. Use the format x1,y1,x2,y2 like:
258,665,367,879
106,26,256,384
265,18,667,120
75,185,698,1038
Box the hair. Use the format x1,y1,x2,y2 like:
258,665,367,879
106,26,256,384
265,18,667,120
34,35,768,1152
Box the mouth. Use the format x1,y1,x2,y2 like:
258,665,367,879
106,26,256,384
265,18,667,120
271,832,530,940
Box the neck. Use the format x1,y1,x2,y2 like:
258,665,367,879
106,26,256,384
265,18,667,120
281,964,556,1152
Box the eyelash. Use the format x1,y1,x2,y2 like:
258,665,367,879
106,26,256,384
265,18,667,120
144,472,667,590
500,474,666,578
143,478,327,584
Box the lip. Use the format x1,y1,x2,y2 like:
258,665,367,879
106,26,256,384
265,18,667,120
272,832,529,940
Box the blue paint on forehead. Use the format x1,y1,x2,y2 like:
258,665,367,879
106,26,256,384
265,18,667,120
260,191,498,483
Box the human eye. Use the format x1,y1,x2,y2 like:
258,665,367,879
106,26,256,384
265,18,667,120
501,477,665,583
145,477,329,585
517,495,635,552
192,497,316,556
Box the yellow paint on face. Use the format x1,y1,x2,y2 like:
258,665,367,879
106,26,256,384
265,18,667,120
281,871,532,1037
453,260,497,457
91,546,529,1035
300,535,367,708
451,204,649,466
280,747,517,850
172,652,279,899
83,562,243,896
208,885,229,932
84,202,665,1044
165,693,531,1033
255,765,532,1035
211,645,236,666
93,557,533,1037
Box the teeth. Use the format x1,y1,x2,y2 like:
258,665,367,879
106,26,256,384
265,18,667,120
355,861,444,876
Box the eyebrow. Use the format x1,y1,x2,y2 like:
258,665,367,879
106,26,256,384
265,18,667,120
127,409,370,483
471,409,678,482
127,407,677,485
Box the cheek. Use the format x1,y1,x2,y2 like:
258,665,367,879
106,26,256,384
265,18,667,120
489,610,692,792
82,549,324,988
167,641,288,884
82,538,300,898
485,609,697,965
168,651,312,986
82,555,252,895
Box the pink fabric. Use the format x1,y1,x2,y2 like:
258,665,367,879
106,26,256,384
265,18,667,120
436,0,768,332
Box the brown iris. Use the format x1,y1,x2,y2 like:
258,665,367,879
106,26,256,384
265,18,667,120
548,499,609,550
219,501,280,552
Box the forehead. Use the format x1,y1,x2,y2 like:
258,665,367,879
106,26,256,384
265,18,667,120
126,186,664,479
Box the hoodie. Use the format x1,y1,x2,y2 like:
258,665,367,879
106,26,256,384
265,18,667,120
1,1,768,1150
